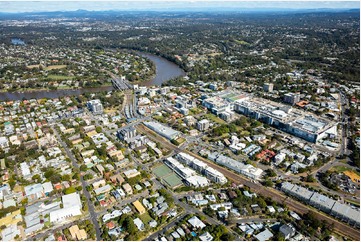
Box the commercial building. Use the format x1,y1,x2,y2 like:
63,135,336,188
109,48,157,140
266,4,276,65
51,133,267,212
143,121,180,140
87,99,103,115
281,182,360,227
211,153,263,180
234,97,337,143
175,152,227,184
263,83,274,92
50,192,82,223
164,157,209,188
117,127,137,141
284,93,301,105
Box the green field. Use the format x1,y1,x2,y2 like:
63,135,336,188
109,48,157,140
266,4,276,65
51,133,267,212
163,173,183,188
152,164,172,178
44,65,67,70
234,39,251,46
139,212,153,224
330,166,360,175
47,75,74,80
204,113,226,124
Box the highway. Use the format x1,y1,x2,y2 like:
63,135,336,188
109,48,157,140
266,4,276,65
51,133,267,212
135,123,360,241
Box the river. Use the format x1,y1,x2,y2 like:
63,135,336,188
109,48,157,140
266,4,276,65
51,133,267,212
0,52,185,101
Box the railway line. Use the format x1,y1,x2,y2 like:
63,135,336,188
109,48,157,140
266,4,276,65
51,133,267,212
136,123,360,241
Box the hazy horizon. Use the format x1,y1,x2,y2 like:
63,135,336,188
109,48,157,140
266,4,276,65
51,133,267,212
0,1,359,13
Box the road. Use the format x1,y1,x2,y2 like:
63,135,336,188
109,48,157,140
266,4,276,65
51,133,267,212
143,214,186,241
52,126,102,241
135,123,360,241
27,216,90,241
152,177,241,240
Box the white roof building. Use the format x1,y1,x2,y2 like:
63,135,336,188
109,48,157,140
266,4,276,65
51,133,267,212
199,232,214,241
254,229,273,241
188,216,206,229
62,192,82,210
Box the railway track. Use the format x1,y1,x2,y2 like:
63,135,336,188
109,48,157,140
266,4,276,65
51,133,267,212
136,124,360,240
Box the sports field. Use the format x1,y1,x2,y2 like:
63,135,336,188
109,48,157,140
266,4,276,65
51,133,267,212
152,164,172,178
163,173,183,188
152,164,183,188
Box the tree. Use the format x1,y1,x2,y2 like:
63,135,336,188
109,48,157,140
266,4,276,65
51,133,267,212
80,164,88,172
220,233,235,241
64,187,77,194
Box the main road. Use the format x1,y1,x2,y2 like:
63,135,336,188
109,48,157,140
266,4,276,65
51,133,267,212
52,126,102,241
135,123,360,241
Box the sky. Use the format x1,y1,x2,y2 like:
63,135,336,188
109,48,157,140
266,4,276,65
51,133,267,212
0,1,359,13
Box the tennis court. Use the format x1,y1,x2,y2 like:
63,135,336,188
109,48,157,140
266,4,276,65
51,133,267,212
152,164,172,178
163,173,183,188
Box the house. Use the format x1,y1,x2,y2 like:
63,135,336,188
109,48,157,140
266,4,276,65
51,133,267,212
109,174,124,184
133,200,146,214
123,169,141,179
1,224,21,241
149,220,158,228
228,190,237,199
254,229,273,241
69,225,87,241
0,136,9,149
42,182,53,196
267,206,276,213
24,184,44,201
96,164,105,175
279,224,296,240
92,179,106,189
188,216,206,229
106,221,115,230
171,232,180,239
176,228,185,237
122,183,133,195
199,232,214,241
133,218,145,231
94,185,112,195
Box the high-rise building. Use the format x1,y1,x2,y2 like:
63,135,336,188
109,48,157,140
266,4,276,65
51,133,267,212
263,83,274,92
87,99,103,115
197,119,210,131
117,127,137,141
283,93,300,105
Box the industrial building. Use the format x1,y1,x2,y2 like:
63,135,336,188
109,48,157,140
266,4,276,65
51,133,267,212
143,121,180,140
281,182,360,227
234,97,337,143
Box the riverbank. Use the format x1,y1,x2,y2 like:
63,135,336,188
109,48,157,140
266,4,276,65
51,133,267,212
0,51,185,101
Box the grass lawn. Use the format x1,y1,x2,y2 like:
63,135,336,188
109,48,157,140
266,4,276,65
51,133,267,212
176,137,186,145
204,113,226,124
44,65,67,70
234,39,251,45
47,75,74,80
139,212,153,224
